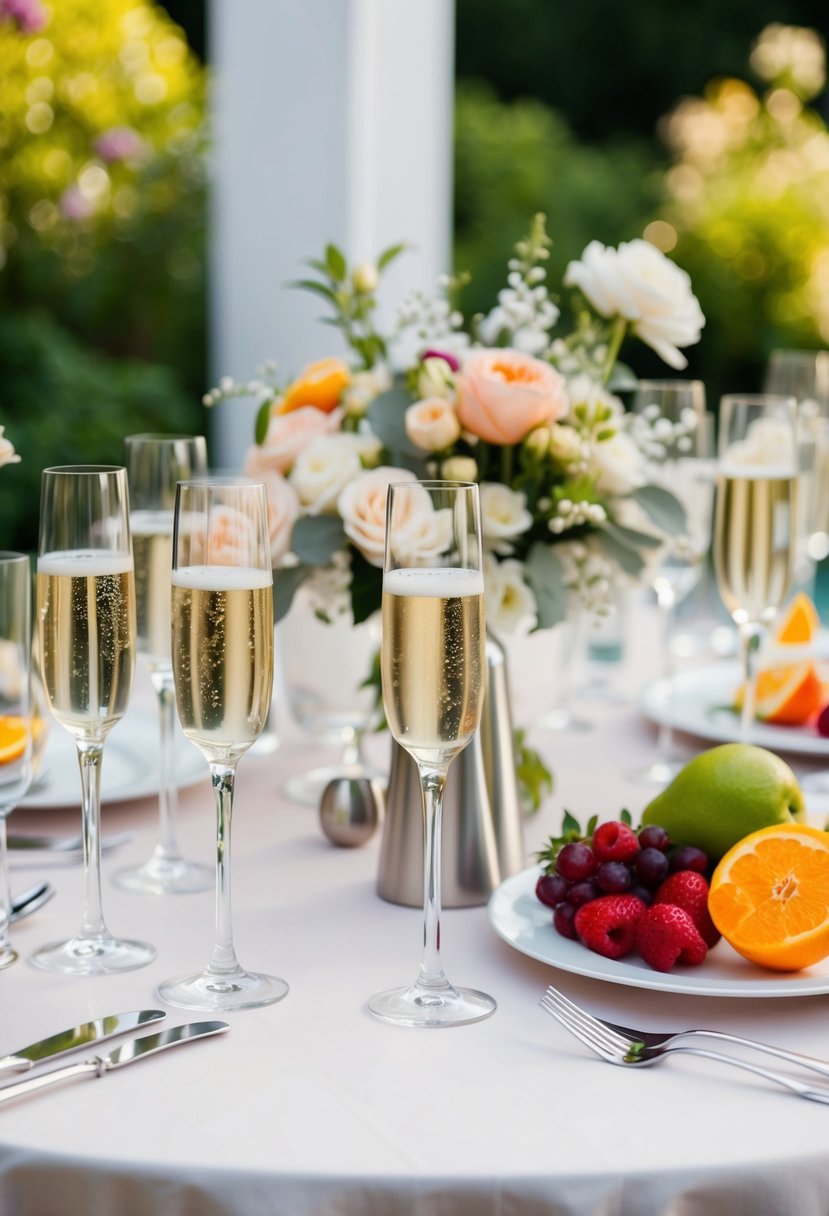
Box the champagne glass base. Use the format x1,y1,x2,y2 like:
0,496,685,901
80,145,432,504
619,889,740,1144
284,760,386,807
31,934,156,975
368,983,496,1028
158,967,289,1012
0,945,18,970
112,856,214,896
627,758,684,787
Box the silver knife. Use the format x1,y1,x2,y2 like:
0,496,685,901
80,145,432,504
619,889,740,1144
0,1009,166,1076
0,1022,229,1105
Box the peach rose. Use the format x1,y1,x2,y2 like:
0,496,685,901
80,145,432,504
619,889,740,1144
405,397,461,452
244,407,342,477
456,348,568,445
337,466,416,568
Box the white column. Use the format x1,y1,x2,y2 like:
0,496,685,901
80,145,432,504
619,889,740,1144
208,0,455,467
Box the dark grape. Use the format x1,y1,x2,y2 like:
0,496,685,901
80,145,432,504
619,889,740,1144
566,878,601,908
595,860,632,893
638,825,670,853
670,846,709,875
556,842,596,882
635,846,670,889
629,884,653,906
553,902,578,939
817,704,829,738
536,873,570,908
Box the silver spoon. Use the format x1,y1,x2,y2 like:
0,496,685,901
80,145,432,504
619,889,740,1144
9,881,55,923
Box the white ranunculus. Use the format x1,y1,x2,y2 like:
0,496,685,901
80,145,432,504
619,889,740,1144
417,356,456,402
258,470,300,565
548,423,584,466
483,554,537,635
289,436,362,514
0,427,20,469
337,466,416,567
589,429,647,497
564,239,705,370
405,397,461,453
479,483,533,554
441,455,478,482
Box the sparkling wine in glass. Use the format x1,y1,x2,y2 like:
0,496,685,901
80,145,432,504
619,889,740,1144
33,466,155,974
157,479,287,1011
0,553,33,970
369,481,496,1028
114,434,212,896
713,396,799,744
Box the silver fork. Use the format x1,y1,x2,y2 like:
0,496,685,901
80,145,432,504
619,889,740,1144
539,986,829,1105
7,831,133,855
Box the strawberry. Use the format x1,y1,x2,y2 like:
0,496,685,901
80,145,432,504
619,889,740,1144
653,871,721,947
592,820,640,864
574,894,646,960
636,904,708,972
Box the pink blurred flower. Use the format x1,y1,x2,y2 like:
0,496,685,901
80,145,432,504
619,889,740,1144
1,0,46,33
421,348,460,373
59,185,95,223
94,127,147,164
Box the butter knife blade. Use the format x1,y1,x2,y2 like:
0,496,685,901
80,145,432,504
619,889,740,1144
0,1009,166,1075
0,1022,229,1105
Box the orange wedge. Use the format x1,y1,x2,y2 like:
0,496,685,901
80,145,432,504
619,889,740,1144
0,715,28,765
277,357,350,415
774,591,819,645
755,661,824,725
709,824,829,971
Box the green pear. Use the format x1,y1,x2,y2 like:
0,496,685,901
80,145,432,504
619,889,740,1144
641,743,805,862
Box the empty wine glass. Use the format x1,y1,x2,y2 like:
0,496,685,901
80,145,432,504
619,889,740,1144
33,466,155,974
0,553,33,970
626,380,714,783
157,478,288,1011
713,396,799,744
113,434,212,896
368,481,496,1028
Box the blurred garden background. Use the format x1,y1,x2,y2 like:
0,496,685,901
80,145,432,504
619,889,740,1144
1,0,827,551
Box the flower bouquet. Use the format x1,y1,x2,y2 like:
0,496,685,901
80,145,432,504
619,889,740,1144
207,215,704,640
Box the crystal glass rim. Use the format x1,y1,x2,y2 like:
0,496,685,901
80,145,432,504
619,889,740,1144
719,393,797,409
388,480,477,491
176,476,261,489
0,551,30,566
125,433,205,445
42,464,126,476
633,378,705,391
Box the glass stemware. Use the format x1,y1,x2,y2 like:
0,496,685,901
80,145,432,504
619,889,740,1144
0,553,33,970
157,479,288,1012
368,480,496,1028
33,466,155,974
712,396,799,744
113,433,212,895
627,380,714,783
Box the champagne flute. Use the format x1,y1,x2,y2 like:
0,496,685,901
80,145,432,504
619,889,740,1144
0,553,33,970
157,479,287,1011
627,380,714,783
369,481,496,1028
713,396,799,744
114,434,212,895
33,466,155,974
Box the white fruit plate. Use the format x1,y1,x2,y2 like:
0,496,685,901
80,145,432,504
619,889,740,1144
488,866,829,998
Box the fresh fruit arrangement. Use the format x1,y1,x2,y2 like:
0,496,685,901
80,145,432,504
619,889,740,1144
733,593,829,730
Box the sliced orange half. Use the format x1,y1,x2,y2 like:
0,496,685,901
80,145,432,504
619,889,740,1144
754,660,824,725
709,824,829,971
0,715,29,764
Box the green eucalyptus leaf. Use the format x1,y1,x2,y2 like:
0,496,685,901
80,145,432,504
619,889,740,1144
349,547,382,624
600,519,662,550
606,361,638,391
254,399,272,445
291,516,347,566
595,528,645,576
377,242,407,272
524,543,567,630
366,385,423,459
287,278,339,302
274,564,309,623
325,243,347,282
631,484,688,535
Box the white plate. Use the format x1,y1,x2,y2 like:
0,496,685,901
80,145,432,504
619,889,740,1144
21,709,207,809
639,663,829,758
488,866,829,998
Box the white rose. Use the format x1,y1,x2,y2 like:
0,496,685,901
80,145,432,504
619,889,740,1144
290,436,362,514
589,430,646,496
405,397,461,453
441,455,478,481
389,485,454,566
548,423,584,466
0,427,20,469
337,466,416,567
417,356,456,402
258,470,300,565
483,553,537,635
479,483,533,554
352,261,379,294
564,239,705,370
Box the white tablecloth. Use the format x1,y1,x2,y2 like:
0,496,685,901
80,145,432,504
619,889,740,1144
3,608,829,1216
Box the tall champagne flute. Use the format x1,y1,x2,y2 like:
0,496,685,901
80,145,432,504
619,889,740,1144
369,481,496,1028
114,434,212,895
33,466,155,974
713,397,799,744
627,380,714,783
0,554,33,970
157,479,287,1011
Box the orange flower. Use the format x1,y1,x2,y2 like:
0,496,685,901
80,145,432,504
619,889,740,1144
456,349,568,445
278,357,350,415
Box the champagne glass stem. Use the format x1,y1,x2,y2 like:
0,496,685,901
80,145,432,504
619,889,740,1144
655,581,677,765
739,621,765,744
206,762,240,978
77,740,107,940
340,729,363,771
0,819,15,968
150,669,182,864
416,764,450,992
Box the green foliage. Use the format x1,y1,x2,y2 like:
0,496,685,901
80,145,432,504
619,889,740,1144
514,728,553,815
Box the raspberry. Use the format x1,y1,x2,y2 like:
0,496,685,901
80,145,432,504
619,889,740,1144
592,821,641,864
653,871,721,948
636,904,708,972
574,894,646,960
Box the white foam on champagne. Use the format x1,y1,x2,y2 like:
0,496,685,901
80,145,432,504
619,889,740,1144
172,564,272,591
383,567,484,598
38,549,133,576
719,464,796,479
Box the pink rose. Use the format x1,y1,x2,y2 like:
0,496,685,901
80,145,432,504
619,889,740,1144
337,467,416,568
456,349,568,445
243,407,342,476
258,471,300,565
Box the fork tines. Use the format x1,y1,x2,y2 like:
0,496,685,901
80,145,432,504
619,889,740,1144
539,986,635,1061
